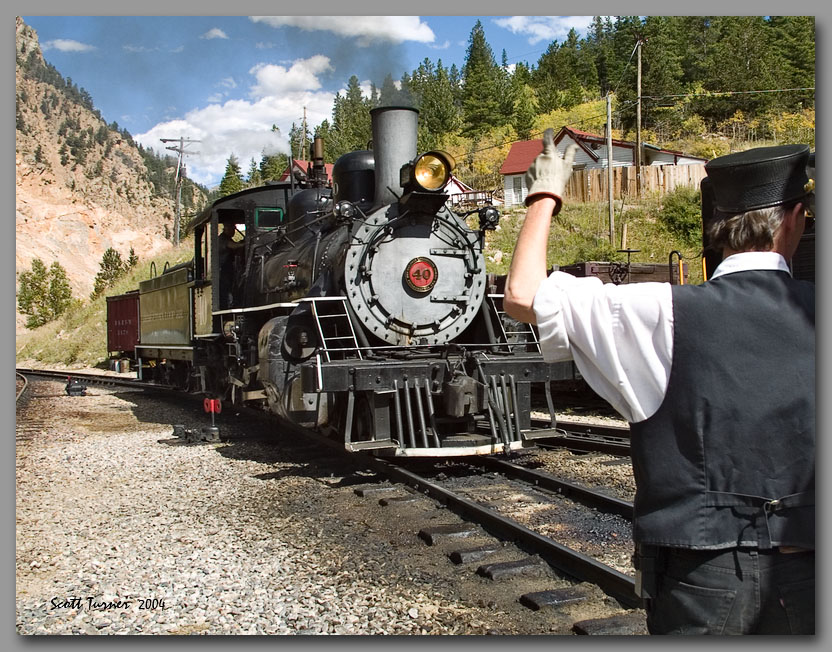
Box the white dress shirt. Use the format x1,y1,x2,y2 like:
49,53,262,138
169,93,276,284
532,252,793,423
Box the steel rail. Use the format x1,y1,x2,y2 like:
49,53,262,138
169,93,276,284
15,368,174,394
530,417,632,455
469,455,633,519
273,419,639,606
534,418,631,440
16,372,28,403
359,454,640,608
17,366,639,607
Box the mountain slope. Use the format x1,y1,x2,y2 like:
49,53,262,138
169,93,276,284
15,16,205,331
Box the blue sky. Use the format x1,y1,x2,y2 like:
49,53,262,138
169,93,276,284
21,15,600,187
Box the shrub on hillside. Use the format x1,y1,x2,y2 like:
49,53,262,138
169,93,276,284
17,258,74,328
657,186,702,248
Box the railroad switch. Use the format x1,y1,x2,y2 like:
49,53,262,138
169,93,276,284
65,377,87,396
172,424,221,443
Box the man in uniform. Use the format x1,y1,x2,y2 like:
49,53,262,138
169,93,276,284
218,219,244,309
503,130,814,634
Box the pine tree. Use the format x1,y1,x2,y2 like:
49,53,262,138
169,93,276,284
260,126,289,181
17,258,73,328
218,155,244,197
461,21,502,136
512,84,539,140
326,76,372,160
47,262,73,318
259,153,286,181
379,73,407,107
417,60,462,148
91,248,127,299
767,16,815,111
246,157,262,187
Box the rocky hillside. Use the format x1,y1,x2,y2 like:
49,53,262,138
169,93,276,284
15,17,206,331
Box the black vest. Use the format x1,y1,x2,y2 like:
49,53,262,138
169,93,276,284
629,270,814,549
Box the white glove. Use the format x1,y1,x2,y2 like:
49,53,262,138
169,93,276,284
524,128,578,214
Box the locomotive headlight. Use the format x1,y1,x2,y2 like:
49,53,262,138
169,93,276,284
402,150,455,192
335,200,356,218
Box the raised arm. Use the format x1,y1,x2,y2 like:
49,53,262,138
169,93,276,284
503,129,577,323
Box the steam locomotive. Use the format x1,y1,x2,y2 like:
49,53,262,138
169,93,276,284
111,106,574,456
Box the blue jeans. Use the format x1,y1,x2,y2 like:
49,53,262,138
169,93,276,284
647,547,814,634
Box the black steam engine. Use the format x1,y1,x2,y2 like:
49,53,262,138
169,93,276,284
120,106,574,456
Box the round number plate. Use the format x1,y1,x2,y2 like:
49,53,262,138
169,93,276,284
404,257,438,293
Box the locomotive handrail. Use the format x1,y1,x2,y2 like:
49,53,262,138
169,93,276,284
150,261,157,278
669,250,684,285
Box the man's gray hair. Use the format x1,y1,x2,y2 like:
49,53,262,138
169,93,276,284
707,205,789,253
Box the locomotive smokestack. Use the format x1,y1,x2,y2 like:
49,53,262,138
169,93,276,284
370,106,418,208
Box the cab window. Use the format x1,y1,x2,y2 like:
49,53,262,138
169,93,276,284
255,207,285,229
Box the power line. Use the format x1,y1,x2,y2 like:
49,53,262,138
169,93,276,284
640,86,815,101
453,83,814,162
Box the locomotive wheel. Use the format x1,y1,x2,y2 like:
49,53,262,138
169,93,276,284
169,361,193,391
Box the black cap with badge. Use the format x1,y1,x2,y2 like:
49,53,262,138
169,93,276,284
704,144,811,215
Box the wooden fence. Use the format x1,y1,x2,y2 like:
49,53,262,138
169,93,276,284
561,163,707,203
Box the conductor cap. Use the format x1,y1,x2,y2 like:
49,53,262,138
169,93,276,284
705,144,810,214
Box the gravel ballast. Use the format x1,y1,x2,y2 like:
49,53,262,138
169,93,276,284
16,378,641,635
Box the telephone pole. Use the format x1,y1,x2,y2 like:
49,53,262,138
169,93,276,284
160,137,200,246
606,93,615,245
301,107,307,161
635,36,644,197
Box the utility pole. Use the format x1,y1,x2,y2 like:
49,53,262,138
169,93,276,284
160,137,200,246
606,92,615,245
301,107,307,161
635,36,643,197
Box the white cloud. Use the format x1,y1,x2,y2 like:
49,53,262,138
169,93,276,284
493,16,596,45
249,55,333,97
135,56,338,187
249,16,435,46
123,44,160,53
42,39,95,53
201,28,229,40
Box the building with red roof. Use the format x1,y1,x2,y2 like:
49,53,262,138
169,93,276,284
500,126,707,206
279,159,334,185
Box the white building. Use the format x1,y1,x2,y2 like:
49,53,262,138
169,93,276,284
500,126,708,207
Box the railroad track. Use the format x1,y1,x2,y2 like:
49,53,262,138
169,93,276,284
531,417,631,456
284,421,644,630
16,372,28,402
16,366,645,632
358,455,638,600
16,367,160,392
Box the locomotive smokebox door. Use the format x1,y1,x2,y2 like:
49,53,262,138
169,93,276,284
345,206,486,347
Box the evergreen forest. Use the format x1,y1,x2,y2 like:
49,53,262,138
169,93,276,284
223,16,814,196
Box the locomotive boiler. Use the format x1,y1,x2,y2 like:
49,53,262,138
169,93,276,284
121,106,575,457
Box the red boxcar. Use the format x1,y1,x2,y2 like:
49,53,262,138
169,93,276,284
106,291,141,355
